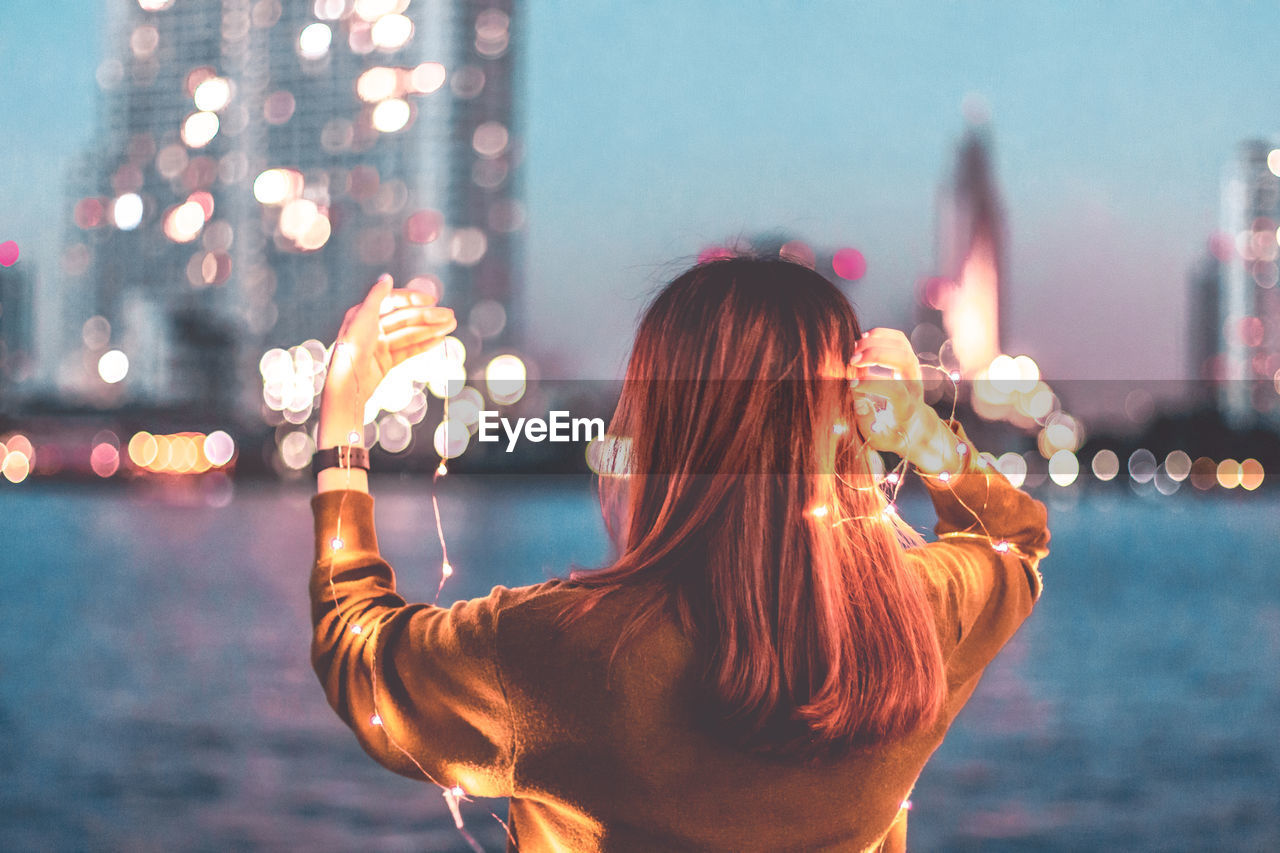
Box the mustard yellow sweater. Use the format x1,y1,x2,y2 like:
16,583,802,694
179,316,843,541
310,434,1049,852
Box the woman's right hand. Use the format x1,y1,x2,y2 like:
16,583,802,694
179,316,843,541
849,328,964,476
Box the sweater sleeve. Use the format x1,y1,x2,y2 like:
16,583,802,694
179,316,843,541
309,490,514,797
906,420,1051,685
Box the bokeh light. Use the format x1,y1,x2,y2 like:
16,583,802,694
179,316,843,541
1189,456,1218,490
995,451,1027,488
90,443,120,477
1128,448,1157,483
1240,458,1265,490
193,76,232,112
1048,449,1079,486
1215,459,1242,489
203,430,236,466
357,66,398,102
0,240,19,267
371,98,411,133
411,62,446,93
253,168,302,205
1091,449,1119,481
298,23,333,59
113,193,144,230
434,418,470,459
1164,450,1192,482
370,13,414,50
181,111,220,148
164,201,207,243
486,354,527,405
97,350,129,384
831,248,866,281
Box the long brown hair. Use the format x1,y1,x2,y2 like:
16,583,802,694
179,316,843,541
570,256,946,759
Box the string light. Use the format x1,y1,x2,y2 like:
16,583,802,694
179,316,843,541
835,363,1040,569
319,342,1033,848
320,314,517,851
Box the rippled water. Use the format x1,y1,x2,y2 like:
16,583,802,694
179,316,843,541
2,479,1277,851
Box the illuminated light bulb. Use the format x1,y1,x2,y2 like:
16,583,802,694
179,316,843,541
350,624,363,635
832,421,849,436
810,505,829,518
885,472,900,485
330,537,344,551
441,561,454,578
883,504,898,518
450,785,465,798
993,541,1010,553
348,430,361,445
370,714,382,726
902,799,913,811
957,443,968,455
949,370,961,382
436,462,448,476
937,471,951,482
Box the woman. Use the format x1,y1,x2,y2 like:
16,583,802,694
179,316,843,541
310,257,1049,851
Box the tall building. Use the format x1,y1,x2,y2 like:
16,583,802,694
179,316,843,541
0,263,36,409
1187,251,1222,409
919,121,1007,378
59,0,521,426
1215,140,1280,428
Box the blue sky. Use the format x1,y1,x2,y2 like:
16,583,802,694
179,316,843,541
3,0,1279,385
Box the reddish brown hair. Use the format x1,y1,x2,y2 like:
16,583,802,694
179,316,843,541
570,256,945,758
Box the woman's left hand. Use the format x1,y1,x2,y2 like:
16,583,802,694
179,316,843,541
319,274,457,439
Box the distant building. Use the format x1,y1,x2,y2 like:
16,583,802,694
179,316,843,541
919,123,1007,378
1215,140,1280,428
0,263,36,408
57,0,521,425
1187,252,1222,409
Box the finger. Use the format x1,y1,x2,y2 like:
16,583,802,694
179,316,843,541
385,321,456,353
379,305,455,334
359,274,394,316
859,327,911,345
850,344,915,368
380,287,437,312
389,336,450,365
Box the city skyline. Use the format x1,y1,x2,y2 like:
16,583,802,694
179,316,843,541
4,1,1280,405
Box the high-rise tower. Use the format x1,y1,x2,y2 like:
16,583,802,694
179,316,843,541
920,121,1007,379
59,0,521,427
1216,140,1280,428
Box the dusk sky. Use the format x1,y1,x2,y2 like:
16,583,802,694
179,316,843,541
4,0,1280,386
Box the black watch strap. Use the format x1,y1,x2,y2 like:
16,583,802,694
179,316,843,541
312,445,370,476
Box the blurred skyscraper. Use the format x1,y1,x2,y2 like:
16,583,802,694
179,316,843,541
919,119,1007,378
0,264,36,410
1210,140,1280,428
56,0,520,426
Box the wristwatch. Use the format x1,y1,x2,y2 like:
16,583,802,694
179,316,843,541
311,445,370,476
